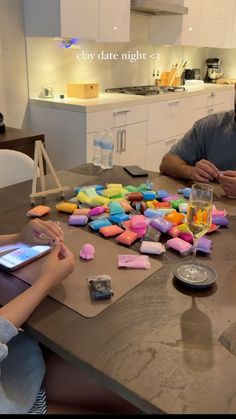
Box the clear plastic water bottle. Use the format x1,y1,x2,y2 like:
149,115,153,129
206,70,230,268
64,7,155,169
92,128,103,166
100,128,114,169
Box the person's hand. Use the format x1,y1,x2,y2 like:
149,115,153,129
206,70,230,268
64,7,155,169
39,243,75,288
190,159,220,183
218,170,236,196
16,219,64,245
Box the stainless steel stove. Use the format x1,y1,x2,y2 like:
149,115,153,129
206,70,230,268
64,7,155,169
105,85,185,96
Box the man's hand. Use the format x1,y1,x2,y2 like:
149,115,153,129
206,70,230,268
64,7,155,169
190,160,220,183
218,171,236,196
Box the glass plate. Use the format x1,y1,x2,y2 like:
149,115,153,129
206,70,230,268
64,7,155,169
173,262,217,289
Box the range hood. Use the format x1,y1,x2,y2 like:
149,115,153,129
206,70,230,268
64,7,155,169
131,0,188,15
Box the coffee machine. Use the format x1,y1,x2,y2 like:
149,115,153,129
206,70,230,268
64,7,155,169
204,58,223,83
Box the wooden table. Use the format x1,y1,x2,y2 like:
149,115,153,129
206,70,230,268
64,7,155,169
0,127,45,160
1,165,236,414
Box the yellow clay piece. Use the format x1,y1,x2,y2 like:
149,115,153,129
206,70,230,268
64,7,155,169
56,202,77,213
76,191,92,205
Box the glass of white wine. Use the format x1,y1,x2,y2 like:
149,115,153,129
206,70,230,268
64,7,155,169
176,183,214,284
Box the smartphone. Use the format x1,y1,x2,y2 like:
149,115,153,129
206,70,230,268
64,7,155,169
123,165,148,177
0,245,51,272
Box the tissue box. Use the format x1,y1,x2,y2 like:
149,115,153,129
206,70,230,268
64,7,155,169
67,83,99,99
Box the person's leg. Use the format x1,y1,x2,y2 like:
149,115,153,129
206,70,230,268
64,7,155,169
42,347,141,414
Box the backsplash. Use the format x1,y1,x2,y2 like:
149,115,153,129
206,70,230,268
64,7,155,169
26,13,206,98
26,13,236,99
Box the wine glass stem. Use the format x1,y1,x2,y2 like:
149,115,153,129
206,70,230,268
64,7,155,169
192,237,197,265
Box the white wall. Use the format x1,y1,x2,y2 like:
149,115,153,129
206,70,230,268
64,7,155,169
0,0,28,128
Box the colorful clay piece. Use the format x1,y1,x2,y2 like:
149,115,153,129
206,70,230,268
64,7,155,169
26,205,51,217
130,215,147,229
89,219,112,231
109,213,130,224
140,241,165,255
118,254,151,269
165,211,185,225
126,192,143,202
178,203,188,214
212,216,229,226
195,237,213,253
142,225,161,242
89,206,107,217
142,191,156,201
56,202,77,213
109,201,124,215
79,243,95,260
178,232,193,244
150,216,173,233
156,190,169,199
73,208,90,216
116,230,138,246
178,187,192,198
68,215,88,225
99,225,124,237
166,237,192,256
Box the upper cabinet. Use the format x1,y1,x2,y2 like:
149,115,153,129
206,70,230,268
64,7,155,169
150,0,236,48
98,0,130,42
150,0,203,47
23,0,130,42
199,0,236,48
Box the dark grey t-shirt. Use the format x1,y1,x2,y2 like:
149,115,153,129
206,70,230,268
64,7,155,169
170,110,236,171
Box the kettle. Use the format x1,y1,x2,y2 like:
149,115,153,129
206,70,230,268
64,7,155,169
39,86,54,98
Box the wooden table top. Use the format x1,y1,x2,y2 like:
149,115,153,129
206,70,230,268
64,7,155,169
1,165,236,414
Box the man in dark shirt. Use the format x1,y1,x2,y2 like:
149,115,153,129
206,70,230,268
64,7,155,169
159,89,236,196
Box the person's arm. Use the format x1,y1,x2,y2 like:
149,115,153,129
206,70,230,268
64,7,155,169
0,243,75,329
160,153,220,182
159,153,195,180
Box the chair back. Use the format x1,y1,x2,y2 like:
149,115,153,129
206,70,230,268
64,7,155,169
0,149,38,188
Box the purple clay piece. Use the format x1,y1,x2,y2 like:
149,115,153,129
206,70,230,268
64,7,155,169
212,216,229,227
79,243,95,260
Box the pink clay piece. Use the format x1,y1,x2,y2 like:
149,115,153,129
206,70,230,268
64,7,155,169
79,243,95,260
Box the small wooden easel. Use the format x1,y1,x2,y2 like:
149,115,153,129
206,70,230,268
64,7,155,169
30,140,69,204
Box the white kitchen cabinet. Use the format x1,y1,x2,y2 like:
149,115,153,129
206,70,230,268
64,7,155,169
146,136,181,172
147,96,195,144
23,0,130,42
191,88,234,121
150,0,236,48
98,0,130,42
150,0,203,47
229,1,236,47
87,105,147,167
87,122,147,167
199,0,236,48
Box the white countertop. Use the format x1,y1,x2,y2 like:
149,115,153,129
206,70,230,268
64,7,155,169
30,84,234,113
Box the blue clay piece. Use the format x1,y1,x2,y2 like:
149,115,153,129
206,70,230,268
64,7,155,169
89,219,112,231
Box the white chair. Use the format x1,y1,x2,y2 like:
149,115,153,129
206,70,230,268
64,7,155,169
0,149,39,188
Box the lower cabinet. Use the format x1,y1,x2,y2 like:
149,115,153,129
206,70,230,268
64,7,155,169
146,136,181,172
87,121,147,167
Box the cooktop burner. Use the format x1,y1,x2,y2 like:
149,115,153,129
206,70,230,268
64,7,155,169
105,85,185,96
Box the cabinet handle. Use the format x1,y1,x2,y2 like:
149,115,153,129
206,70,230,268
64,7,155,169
168,101,181,106
207,92,215,98
117,131,122,153
121,129,126,152
113,109,131,115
